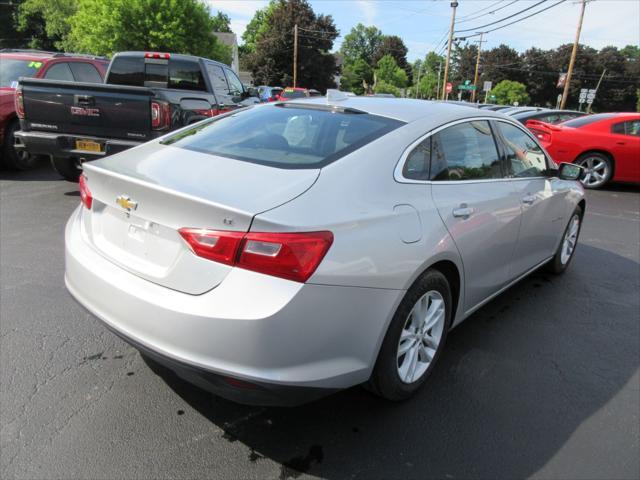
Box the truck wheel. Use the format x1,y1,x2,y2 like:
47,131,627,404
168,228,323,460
51,157,81,182
2,121,38,170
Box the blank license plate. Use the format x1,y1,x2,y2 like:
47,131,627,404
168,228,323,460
75,139,103,152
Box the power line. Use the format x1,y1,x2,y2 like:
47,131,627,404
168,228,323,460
457,0,505,20
455,0,548,33
457,0,519,24
460,0,567,39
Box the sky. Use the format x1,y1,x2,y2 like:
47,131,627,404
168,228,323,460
207,0,640,61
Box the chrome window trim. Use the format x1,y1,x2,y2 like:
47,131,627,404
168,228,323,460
394,116,552,184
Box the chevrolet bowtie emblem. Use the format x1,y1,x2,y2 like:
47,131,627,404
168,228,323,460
116,195,137,211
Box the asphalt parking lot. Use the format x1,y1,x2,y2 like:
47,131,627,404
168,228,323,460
1,160,639,480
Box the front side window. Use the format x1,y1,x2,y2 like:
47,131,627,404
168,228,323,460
430,121,502,181
161,105,404,169
499,122,549,177
43,63,75,81
0,58,43,87
224,68,244,96
205,63,228,95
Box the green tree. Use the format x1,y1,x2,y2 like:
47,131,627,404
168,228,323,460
373,35,411,82
340,23,382,69
409,52,442,99
374,80,400,97
374,54,407,91
241,1,277,53
211,11,232,33
491,80,530,105
65,0,231,63
15,0,77,50
245,0,338,91
340,58,371,95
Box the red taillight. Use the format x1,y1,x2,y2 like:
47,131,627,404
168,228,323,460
151,100,171,130
15,87,24,119
144,52,170,59
178,229,334,283
79,174,92,209
178,229,244,265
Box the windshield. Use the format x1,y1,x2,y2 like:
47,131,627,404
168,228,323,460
281,89,307,99
161,104,404,169
0,59,43,87
562,113,616,128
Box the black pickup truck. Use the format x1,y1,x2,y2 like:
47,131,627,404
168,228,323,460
15,51,258,181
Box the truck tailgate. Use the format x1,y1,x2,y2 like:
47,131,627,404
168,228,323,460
20,78,154,141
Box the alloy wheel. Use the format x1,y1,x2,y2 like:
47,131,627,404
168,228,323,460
577,156,609,188
397,290,445,384
560,214,580,265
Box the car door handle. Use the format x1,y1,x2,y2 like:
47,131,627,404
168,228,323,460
616,141,625,145
452,205,475,218
522,195,536,205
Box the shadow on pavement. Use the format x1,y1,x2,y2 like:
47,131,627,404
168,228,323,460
0,157,63,182
145,243,639,479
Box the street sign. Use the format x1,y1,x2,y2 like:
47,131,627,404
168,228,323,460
578,88,588,103
457,84,477,90
464,79,471,86
587,88,597,104
445,82,453,94
483,81,492,92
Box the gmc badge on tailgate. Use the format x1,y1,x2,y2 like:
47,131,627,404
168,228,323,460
70,106,100,117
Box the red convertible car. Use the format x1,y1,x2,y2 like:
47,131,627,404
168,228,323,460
527,113,639,189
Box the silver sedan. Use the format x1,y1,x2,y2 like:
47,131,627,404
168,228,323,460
65,94,585,405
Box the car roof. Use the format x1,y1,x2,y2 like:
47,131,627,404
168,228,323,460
282,97,509,124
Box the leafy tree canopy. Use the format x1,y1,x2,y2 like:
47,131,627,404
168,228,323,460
375,54,407,89
245,0,338,91
491,79,530,105
340,23,381,68
15,0,77,50
211,11,232,33
64,0,231,63
373,35,411,82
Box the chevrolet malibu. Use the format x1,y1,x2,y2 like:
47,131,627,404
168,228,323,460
65,95,586,406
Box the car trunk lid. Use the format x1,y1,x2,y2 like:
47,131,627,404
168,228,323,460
81,143,319,294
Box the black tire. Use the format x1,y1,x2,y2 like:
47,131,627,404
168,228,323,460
575,152,612,189
367,269,452,401
546,205,583,274
1,120,38,170
51,156,81,182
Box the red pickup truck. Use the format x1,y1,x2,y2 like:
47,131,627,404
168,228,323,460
0,49,108,170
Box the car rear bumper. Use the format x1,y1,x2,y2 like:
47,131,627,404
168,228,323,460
14,130,143,161
65,207,403,405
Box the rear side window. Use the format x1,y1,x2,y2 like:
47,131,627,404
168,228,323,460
403,137,431,180
168,59,206,91
562,113,616,128
43,63,74,81
108,56,144,86
430,121,502,181
0,58,43,87
498,122,549,177
161,105,404,169
69,62,103,83
612,120,640,136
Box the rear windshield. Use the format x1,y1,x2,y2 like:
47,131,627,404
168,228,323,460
281,89,307,99
562,113,616,128
0,59,43,87
107,56,205,91
161,104,404,169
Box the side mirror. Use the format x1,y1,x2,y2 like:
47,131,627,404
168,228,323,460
558,162,584,181
245,87,259,98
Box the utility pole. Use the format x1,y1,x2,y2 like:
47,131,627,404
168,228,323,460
472,32,486,103
293,24,298,87
436,61,442,100
560,0,587,109
415,62,422,99
587,68,606,113
441,1,458,100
